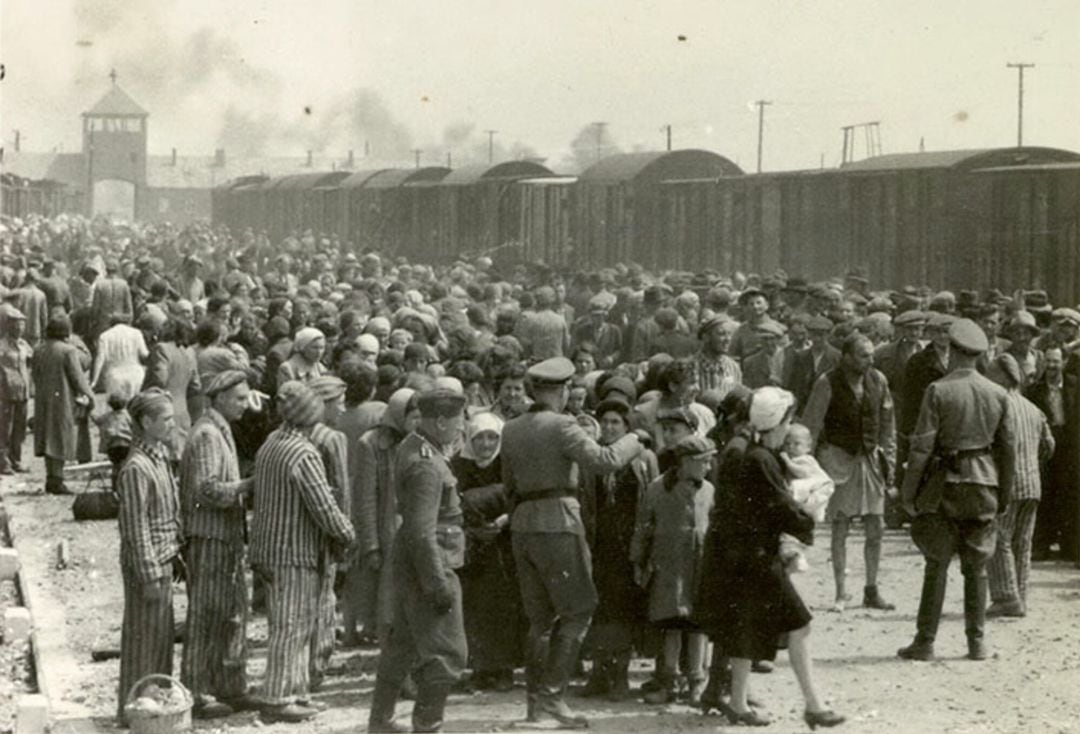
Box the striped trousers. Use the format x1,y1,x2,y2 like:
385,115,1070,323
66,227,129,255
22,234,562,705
989,499,1039,605
181,538,249,701
310,562,336,681
262,565,319,706
118,567,174,722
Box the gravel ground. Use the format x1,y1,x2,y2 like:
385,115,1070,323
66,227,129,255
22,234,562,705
4,447,1080,734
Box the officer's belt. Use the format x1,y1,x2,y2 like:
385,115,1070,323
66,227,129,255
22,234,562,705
936,446,991,473
514,488,577,504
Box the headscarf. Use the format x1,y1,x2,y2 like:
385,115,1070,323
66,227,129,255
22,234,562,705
356,333,380,356
748,386,796,433
460,412,504,468
293,327,325,357
204,369,248,398
128,388,173,431
381,387,417,434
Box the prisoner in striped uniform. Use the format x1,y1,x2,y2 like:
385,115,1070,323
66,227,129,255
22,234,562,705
251,381,355,724
987,354,1055,617
308,375,350,689
179,370,256,718
116,389,182,725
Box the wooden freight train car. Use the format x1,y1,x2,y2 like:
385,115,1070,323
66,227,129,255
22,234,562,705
659,147,1080,301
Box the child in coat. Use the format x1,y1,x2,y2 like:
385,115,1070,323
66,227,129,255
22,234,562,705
631,434,716,704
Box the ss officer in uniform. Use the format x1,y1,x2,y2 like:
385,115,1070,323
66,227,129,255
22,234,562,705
501,357,643,728
369,388,468,734
898,319,1016,662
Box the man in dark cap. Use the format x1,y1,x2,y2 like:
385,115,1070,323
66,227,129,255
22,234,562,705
898,319,1016,662
874,311,926,400
729,287,772,363
787,315,840,412
742,320,786,389
179,370,257,718
501,357,643,727
369,388,468,734
898,313,956,478
571,295,623,368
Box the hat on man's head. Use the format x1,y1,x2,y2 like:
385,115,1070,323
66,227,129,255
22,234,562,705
527,357,575,387
894,310,928,327
755,320,785,338
948,318,989,354
416,387,467,418
1024,290,1051,313
657,406,699,430
697,313,733,339
277,381,323,427
1007,310,1040,336
738,287,767,306
1052,307,1080,327
597,375,637,404
671,434,716,461
808,315,834,333
927,312,957,329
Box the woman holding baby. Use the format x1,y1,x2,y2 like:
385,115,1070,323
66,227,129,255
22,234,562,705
698,386,844,729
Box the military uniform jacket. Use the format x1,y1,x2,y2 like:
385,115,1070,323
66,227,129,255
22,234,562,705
501,405,640,535
393,430,465,596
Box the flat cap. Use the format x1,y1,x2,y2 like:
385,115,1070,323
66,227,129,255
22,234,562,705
949,318,989,354
527,357,575,385
784,277,809,293
807,315,834,332
894,310,928,327
658,406,699,430
738,287,767,305
671,434,716,460
416,387,467,418
597,375,637,403
697,313,733,339
755,320,785,338
1051,307,1080,326
927,312,957,329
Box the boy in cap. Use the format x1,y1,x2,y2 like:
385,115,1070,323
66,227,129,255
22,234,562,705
369,388,468,733
501,357,642,727
631,434,716,705
899,319,1016,662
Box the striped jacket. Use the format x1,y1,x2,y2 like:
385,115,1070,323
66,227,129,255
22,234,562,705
250,425,355,569
311,423,350,516
179,407,246,543
1004,390,1055,502
118,440,182,583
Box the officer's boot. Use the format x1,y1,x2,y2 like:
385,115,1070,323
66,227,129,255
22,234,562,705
579,656,610,698
899,558,947,660
537,634,588,729
524,632,550,723
964,569,989,661
607,651,631,702
411,682,452,733
368,676,407,733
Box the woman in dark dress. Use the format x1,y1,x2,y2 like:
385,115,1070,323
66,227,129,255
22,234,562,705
703,386,844,729
579,396,657,701
450,412,523,691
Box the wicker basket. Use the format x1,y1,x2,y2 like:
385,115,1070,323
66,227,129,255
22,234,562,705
124,674,193,734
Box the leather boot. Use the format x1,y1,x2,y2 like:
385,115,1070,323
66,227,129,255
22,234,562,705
368,676,407,733
863,585,896,610
524,631,549,723
411,682,451,733
579,658,610,698
964,570,988,660
607,652,630,702
537,634,588,728
914,559,948,645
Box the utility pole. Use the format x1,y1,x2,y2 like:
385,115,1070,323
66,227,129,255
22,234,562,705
663,124,672,151
1006,62,1035,147
754,100,772,173
484,130,497,163
412,149,421,169
593,122,608,162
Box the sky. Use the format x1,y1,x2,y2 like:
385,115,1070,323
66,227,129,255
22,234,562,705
3,0,1079,172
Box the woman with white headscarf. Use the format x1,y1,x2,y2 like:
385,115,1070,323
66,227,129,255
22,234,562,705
702,387,844,729
277,327,325,386
450,412,523,692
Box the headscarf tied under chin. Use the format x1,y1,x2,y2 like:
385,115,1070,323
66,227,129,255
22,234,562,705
293,327,324,358
460,411,504,468
381,388,417,435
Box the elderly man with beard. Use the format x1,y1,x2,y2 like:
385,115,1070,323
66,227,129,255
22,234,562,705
180,370,258,719
803,334,897,612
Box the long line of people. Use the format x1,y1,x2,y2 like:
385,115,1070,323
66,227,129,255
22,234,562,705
1,212,1078,731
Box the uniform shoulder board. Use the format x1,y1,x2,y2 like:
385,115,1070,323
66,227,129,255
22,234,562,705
419,443,432,459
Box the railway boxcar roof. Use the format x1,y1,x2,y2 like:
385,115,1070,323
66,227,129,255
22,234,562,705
841,147,1080,172
271,171,350,190
440,161,552,186
577,150,742,183
361,167,451,189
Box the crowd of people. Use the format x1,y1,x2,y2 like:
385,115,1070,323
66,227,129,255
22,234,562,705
1,211,1078,731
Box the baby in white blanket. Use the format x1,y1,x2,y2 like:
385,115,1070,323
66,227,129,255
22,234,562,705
779,423,835,573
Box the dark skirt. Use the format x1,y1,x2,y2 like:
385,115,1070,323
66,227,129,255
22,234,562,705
460,536,524,671
705,552,811,661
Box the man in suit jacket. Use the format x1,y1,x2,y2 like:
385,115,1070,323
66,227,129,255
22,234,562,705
874,310,927,400
91,259,134,346
1027,347,1078,561
898,313,955,457
786,315,840,412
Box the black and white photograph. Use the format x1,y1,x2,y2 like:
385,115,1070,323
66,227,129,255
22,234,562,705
1,1,1079,732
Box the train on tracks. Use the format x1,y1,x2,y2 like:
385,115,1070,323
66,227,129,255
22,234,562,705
212,146,1080,303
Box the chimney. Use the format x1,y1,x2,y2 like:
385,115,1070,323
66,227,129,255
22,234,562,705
171,148,177,166
213,148,226,167
306,150,313,167
347,150,355,168
13,131,20,152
